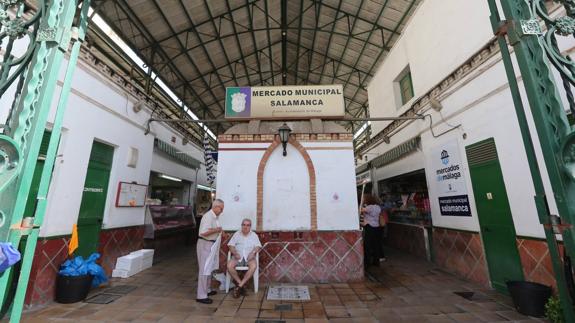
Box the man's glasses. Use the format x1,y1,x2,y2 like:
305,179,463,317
242,224,251,226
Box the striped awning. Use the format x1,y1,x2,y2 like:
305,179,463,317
154,139,201,169
371,136,421,169
355,163,370,174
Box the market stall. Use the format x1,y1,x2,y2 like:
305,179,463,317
143,205,196,254
378,169,432,260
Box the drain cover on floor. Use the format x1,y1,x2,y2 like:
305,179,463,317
84,293,122,304
267,285,310,301
104,285,138,295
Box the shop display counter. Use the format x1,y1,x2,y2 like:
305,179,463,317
386,207,432,261
144,205,197,253
388,208,431,227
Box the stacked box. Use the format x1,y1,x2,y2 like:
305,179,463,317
131,249,154,270
111,249,155,279
112,253,142,278
112,269,130,278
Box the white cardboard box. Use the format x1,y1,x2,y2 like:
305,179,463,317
142,258,153,269
130,249,154,260
115,254,143,271
112,269,133,278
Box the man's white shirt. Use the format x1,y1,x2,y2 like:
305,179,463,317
198,210,220,241
228,231,262,260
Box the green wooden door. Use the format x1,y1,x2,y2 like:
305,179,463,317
76,141,114,257
466,138,524,293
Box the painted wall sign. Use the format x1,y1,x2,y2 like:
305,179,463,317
432,140,472,217
225,85,345,119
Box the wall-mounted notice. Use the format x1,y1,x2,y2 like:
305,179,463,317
116,182,148,207
432,140,472,217
225,85,345,119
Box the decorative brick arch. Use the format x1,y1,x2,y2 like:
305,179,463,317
256,136,317,231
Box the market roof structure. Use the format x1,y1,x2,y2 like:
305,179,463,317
90,0,421,137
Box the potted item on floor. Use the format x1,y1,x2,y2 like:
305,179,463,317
55,253,108,304
55,273,93,304
506,280,552,317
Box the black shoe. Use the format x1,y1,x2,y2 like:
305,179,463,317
196,298,213,304
208,291,217,296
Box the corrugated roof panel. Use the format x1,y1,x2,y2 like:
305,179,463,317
93,0,422,135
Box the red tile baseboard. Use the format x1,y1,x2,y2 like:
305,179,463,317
25,225,144,308
219,231,364,283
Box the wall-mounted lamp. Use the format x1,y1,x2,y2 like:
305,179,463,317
430,97,443,111
278,123,292,156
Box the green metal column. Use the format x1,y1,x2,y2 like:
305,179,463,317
0,1,90,322
487,0,575,320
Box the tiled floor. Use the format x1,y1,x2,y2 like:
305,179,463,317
15,248,546,322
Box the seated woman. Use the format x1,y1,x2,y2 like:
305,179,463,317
227,218,261,297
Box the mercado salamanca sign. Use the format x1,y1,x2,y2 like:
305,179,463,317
225,85,345,119
432,140,472,217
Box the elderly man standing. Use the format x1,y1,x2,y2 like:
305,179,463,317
196,199,224,304
227,218,261,298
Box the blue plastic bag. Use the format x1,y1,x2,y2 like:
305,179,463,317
0,243,21,273
86,253,107,287
59,253,108,288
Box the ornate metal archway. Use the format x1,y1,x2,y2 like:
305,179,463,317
488,0,575,320
0,1,91,321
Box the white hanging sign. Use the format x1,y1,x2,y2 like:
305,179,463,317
432,140,472,217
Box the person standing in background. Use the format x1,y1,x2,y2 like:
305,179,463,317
361,194,382,268
196,199,225,304
380,193,395,262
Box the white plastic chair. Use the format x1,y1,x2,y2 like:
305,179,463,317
225,251,259,293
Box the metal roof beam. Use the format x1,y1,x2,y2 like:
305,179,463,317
304,1,322,85
286,39,372,78
264,0,276,85
346,0,419,117
246,0,266,85
293,0,305,85
149,0,227,119
332,0,369,84
332,0,393,123
185,39,282,85
110,1,219,130
167,27,388,63
141,1,264,50
198,0,242,89
314,0,400,35
317,0,344,84
281,0,287,84
222,0,255,86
